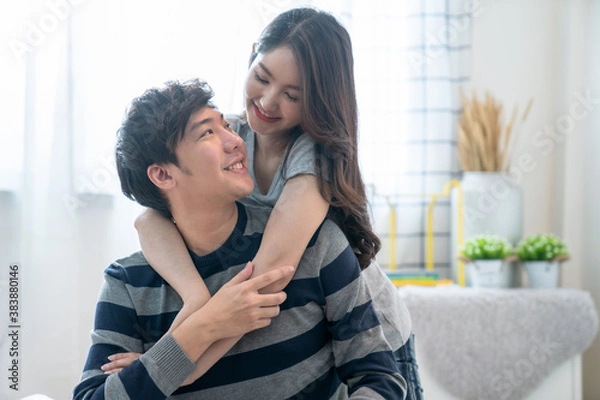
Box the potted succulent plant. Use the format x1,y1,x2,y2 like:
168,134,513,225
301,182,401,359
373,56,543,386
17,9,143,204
459,234,515,288
516,233,570,288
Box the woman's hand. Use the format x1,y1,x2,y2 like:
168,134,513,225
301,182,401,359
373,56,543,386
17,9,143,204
101,352,141,374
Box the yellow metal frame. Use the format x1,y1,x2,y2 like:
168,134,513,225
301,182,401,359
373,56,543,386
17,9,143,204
388,198,397,270
425,180,465,286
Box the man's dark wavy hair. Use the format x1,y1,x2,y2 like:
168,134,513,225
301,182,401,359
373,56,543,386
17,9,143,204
115,79,214,219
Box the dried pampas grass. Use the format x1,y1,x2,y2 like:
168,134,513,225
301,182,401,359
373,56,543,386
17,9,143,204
458,90,533,172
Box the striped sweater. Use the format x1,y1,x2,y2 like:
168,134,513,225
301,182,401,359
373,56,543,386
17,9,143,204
74,202,406,399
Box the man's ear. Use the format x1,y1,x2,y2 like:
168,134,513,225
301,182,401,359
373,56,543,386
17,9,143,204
147,164,176,190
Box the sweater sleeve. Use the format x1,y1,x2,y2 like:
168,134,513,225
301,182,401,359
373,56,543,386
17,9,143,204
73,272,196,400
318,225,407,399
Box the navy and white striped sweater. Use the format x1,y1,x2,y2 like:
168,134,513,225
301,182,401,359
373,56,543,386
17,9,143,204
74,202,406,399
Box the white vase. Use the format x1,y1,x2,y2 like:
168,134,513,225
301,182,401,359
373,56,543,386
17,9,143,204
468,259,511,288
524,261,560,288
451,172,523,286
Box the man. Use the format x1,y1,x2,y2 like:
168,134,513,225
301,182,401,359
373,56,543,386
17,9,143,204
74,80,407,399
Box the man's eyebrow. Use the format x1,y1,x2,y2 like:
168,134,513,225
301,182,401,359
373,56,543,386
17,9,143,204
258,62,301,91
188,113,225,134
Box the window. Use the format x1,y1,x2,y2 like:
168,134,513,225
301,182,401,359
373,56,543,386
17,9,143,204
4,0,471,270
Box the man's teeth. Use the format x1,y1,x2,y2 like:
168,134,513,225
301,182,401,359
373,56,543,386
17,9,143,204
226,162,243,171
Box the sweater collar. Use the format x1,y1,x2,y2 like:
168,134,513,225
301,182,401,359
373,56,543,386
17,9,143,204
188,201,248,270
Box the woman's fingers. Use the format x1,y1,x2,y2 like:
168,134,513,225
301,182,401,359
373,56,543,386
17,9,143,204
101,352,141,374
107,352,140,361
104,368,123,375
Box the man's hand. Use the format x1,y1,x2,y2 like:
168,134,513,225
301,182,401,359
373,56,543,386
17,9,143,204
102,262,293,375
198,262,292,339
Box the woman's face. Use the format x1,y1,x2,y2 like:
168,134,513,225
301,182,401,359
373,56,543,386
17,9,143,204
244,46,303,138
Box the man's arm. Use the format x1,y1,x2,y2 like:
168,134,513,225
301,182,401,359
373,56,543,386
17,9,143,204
318,223,407,400
74,262,291,399
73,271,197,400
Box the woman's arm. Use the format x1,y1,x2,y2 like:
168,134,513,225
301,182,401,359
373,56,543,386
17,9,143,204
165,173,329,384
174,174,328,384
252,174,329,293
131,174,327,381
135,208,211,331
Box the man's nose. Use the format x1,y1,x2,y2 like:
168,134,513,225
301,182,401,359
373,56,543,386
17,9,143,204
222,129,244,152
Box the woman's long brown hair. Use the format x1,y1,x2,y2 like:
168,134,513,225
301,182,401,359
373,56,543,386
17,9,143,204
252,8,381,269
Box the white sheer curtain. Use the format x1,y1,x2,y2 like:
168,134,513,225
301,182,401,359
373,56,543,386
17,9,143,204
0,2,267,398
0,1,470,398
0,2,146,398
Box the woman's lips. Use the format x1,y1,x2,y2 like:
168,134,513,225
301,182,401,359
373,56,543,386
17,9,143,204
253,104,280,123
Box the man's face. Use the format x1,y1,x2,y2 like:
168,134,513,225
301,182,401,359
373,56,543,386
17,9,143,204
172,106,254,204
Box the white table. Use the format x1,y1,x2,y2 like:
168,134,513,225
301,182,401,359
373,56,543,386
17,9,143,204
399,286,597,400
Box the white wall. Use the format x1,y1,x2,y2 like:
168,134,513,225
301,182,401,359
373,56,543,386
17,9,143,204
579,1,600,396
471,0,600,398
471,0,561,236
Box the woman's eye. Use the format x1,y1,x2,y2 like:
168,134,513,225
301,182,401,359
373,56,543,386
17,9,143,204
285,93,299,102
255,73,268,84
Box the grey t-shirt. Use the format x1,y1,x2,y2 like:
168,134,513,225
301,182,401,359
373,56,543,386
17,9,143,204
227,114,412,347
228,114,317,208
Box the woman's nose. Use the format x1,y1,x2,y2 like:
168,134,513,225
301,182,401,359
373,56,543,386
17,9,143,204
259,91,278,113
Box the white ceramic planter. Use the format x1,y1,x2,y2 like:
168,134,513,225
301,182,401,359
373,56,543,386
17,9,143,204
451,172,523,287
524,261,560,288
468,259,511,288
